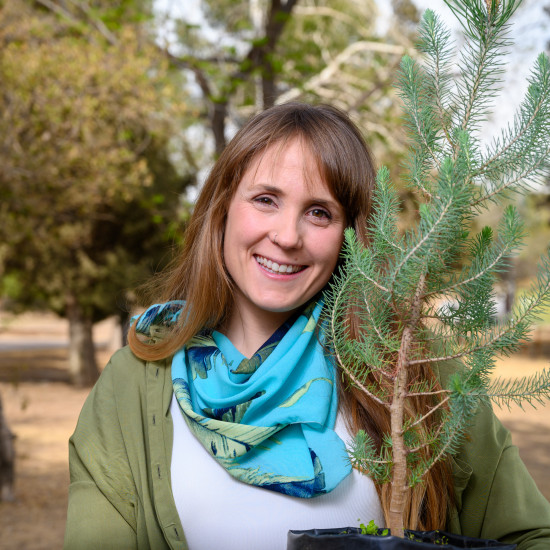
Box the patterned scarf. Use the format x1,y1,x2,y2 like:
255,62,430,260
135,300,351,498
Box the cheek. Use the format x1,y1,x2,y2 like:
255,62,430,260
222,205,239,275
223,203,264,264
316,230,344,271
224,204,247,253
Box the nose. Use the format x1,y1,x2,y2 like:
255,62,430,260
271,215,303,249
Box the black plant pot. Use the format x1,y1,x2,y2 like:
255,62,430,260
287,527,517,550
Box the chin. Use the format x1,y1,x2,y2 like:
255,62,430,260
258,298,311,315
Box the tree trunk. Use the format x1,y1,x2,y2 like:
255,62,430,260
118,310,130,347
262,68,276,109
388,273,427,538
212,101,227,157
67,298,99,387
0,393,15,502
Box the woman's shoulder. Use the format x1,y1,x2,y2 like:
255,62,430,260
90,346,171,414
99,345,146,386
74,346,172,452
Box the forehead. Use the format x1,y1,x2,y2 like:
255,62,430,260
241,137,330,194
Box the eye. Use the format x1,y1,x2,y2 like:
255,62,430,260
253,196,275,206
309,208,332,220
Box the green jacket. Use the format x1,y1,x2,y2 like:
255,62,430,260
64,346,550,549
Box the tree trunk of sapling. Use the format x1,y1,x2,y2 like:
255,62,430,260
388,273,427,538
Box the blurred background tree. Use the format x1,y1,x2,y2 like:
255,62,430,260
0,0,193,385
161,0,418,182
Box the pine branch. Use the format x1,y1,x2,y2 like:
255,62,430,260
360,287,400,356
476,53,550,177
411,267,550,366
411,410,466,482
488,369,550,409
348,431,393,482
326,273,390,407
344,228,392,294
417,10,456,149
432,205,523,298
445,0,522,137
472,142,550,206
407,394,451,429
369,167,405,257
398,55,442,170
388,195,452,298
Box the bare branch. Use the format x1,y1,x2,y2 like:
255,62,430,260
35,0,77,23
406,389,450,398
66,0,118,45
35,0,118,45
277,40,408,104
293,5,369,31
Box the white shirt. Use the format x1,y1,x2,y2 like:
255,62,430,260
170,396,384,550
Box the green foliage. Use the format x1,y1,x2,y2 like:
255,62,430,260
359,519,389,536
0,1,192,323
324,0,550,535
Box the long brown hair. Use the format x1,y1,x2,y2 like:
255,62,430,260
128,102,453,530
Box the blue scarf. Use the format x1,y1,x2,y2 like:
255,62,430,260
135,300,351,498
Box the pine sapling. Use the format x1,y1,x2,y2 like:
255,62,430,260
324,0,550,538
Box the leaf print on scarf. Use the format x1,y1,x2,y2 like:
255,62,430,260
302,301,318,333
225,448,326,498
278,378,332,408
132,300,184,342
226,465,308,486
203,390,265,423
186,333,222,380
230,312,299,375
231,344,278,374
174,379,280,458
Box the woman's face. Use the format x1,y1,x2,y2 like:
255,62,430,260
223,137,345,328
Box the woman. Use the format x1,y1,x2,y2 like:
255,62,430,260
64,103,550,549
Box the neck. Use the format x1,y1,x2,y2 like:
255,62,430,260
221,306,295,359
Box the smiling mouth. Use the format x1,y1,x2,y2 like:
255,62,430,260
254,255,305,274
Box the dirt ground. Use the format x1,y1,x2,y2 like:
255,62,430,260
0,313,549,549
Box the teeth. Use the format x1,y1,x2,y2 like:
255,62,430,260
255,255,303,274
